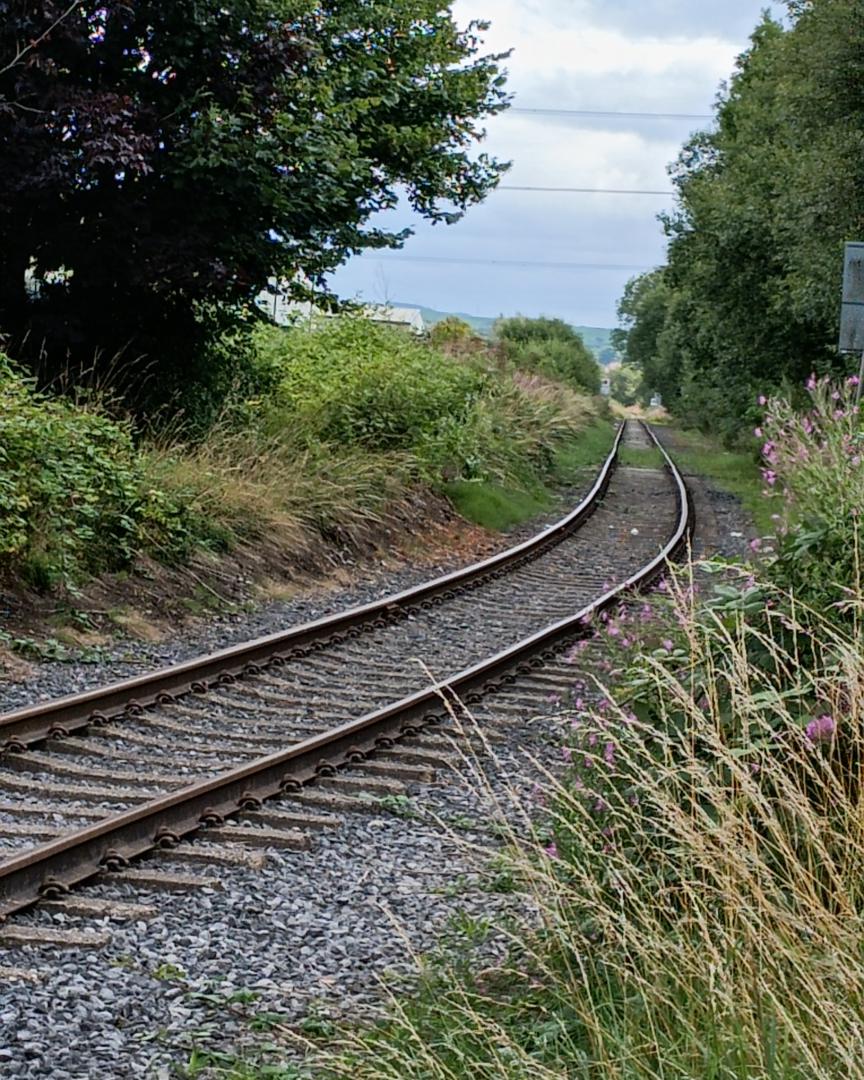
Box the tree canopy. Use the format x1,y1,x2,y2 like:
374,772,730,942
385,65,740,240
494,316,601,394
614,0,864,442
0,1,509,409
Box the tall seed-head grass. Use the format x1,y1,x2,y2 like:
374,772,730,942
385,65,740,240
308,568,864,1080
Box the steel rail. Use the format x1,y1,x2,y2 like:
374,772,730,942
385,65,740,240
0,423,691,918
0,424,627,751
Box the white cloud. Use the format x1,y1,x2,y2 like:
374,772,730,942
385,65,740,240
329,2,781,327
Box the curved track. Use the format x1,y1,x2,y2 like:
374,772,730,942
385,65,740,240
0,421,691,919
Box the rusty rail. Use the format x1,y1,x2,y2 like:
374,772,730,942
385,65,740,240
0,422,690,917
0,423,627,750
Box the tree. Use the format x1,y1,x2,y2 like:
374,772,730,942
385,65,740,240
613,270,676,406
0,1,509,411
609,364,643,407
617,2,864,442
494,316,601,393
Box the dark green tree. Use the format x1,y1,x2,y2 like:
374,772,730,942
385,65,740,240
617,2,864,442
0,1,509,412
494,316,601,393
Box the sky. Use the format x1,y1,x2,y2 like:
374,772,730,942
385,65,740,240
327,1,787,330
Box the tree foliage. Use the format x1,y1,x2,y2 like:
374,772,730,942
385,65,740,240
494,316,601,393
615,1,864,442
609,364,643,407
0,1,509,410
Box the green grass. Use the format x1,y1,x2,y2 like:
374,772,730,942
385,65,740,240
444,420,618,532
443,480,554,531
618,446,665,470
550,419,617,484
671,428,772,533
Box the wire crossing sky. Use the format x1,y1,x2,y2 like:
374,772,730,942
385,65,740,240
329,1,787,329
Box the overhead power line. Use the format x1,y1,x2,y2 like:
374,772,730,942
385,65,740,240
367,254,652,272
499,185,674,196
509,106,712,121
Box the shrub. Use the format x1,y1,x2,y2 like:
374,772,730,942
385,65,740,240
251,319,593,487
757,374,864,614
0,356,189,587
495,316,601,394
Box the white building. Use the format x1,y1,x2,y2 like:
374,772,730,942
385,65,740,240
255,279,425,335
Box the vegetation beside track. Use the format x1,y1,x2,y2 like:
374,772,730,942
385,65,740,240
612,1,864,443
276,377,864,1078
0,318,607,601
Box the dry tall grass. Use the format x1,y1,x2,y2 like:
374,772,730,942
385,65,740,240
310,569,864,1079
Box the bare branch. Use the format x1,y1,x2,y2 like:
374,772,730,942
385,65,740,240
0,1,79,78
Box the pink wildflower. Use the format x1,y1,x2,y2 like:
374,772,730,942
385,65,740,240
754,427,763,438
762,469,777,486
806,374,817,391
562,747,572,762
805,715,836,744
662,639,674,652
749,538,762,552
758,395,767,406
544,842,559,859
848,375,861,387
603,742,615,766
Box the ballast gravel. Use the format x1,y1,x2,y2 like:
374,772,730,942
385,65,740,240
0,708,564,1079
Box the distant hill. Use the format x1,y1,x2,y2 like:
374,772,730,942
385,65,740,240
400,302,617,362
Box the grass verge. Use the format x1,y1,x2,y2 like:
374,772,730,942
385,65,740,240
443,418,617,532
670,428,771,532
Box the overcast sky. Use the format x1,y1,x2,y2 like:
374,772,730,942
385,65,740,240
328,1,786,329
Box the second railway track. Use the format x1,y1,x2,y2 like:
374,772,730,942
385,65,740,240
0,420,691,922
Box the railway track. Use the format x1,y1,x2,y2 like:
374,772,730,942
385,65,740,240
0,420,691,930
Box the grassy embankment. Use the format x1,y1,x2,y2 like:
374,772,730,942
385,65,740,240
0,321,610,610
259,377,864,1079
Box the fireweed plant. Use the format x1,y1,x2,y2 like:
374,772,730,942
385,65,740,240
758,374,864,617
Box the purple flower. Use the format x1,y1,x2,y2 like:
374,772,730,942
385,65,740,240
762,469,777,486
749,538,762,552
807,374,817,391
754,427,763,438
562,747,572,762
544,842,559,859
603,742,615,766
662,639,674,652
849,375,861,387
805,714,836,744
758,395,768,406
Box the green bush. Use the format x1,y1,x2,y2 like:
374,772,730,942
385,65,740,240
253,320,485,450
494,316,601,394
251,319,591,487
0,356,189,587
